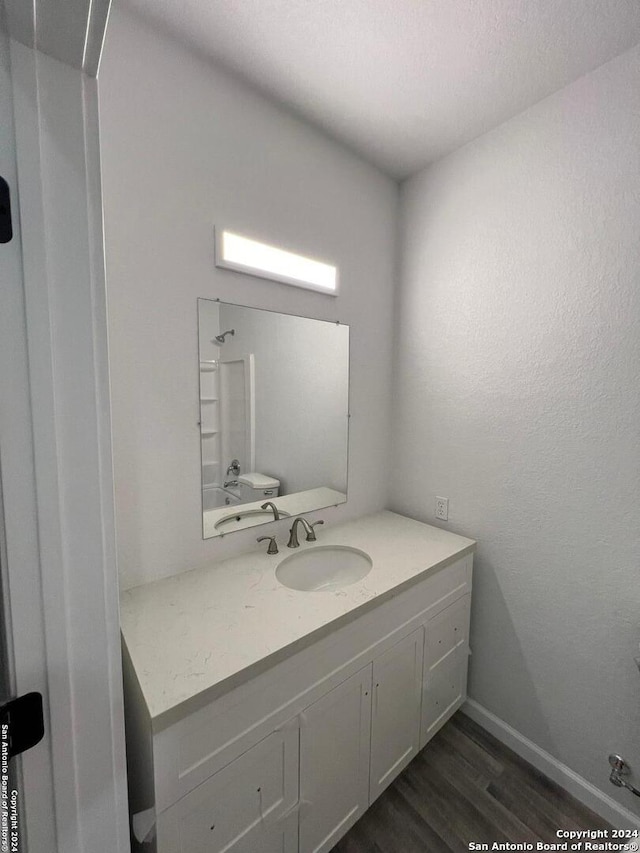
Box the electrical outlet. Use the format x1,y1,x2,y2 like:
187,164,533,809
435,496,449,521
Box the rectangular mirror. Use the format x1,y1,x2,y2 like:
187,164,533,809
198,299,349,538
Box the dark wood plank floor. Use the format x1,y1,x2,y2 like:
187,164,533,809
332,712,611,853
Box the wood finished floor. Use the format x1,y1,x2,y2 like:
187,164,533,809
331,712,612,853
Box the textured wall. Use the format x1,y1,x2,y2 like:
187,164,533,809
99,7,397,590
392,45,640,814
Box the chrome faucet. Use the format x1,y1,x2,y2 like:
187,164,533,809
287,517,324,548
223,479,238,488
261,501,281,520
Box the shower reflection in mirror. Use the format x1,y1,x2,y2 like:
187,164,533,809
198,300,349,539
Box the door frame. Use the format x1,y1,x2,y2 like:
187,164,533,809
0,14,56,850
0,29,129,853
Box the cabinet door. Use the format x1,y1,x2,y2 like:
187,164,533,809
421,594,471,748
299,665,372,853
231,811,298,853
156,725,298,853
369,627,424,802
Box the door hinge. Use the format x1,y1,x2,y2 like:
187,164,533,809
0,176,13,243
0,692,45,759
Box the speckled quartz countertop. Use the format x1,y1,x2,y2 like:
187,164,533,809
120,511,475,728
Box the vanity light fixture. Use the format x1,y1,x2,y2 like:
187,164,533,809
214,228,338,295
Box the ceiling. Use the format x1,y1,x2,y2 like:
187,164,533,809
122,0,640,178
4,0,110,75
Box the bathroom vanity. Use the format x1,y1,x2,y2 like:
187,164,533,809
121,511,475,852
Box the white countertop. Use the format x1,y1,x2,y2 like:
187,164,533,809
120,511,475,728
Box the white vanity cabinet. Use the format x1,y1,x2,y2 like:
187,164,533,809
298,666,372,853
369,627,424,803
155,728,299,853
121,513,475,853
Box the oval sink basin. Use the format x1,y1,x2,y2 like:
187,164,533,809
276,546,372,592
215,508,290,532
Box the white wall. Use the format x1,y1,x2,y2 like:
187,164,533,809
99,6,397,590
217,303,349,495
393,45,640,816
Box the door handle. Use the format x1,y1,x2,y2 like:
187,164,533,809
0,176,13,243
0,692,45,759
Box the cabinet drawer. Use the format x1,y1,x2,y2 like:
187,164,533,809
423,554,471,617
227,812,298,853
421,594,470,748
156,726,298,853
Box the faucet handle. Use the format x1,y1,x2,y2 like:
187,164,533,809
226,458,241,476
257,536,278,555
306,520,324,542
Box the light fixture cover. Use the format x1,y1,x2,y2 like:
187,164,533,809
215,228,338,295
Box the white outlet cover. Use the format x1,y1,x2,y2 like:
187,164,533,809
435,496,449,520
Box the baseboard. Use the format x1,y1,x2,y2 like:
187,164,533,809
463,699,640,830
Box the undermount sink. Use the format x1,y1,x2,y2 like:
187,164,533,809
215,508,290,532
276,545,372,592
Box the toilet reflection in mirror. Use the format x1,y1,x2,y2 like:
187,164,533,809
198,299,349,538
